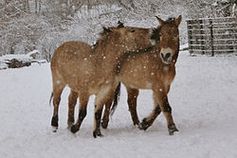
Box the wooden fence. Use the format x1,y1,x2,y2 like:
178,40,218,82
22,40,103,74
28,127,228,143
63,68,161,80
186,17,237,56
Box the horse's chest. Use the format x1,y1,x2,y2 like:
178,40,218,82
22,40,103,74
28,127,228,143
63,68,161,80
162,69,175,86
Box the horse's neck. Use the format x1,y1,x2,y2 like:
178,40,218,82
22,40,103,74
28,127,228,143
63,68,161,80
93,40,121,75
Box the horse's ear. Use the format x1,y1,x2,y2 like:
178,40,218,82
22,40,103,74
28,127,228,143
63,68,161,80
175,15,182,26
155,16,164,25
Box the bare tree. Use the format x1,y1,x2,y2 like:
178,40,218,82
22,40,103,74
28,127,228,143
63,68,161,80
0,0,223,58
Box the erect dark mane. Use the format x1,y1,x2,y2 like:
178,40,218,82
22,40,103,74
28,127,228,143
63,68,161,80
99,27,112,38
93,26,115,49
96,22,127,48
99,21,124,41
150,27,160,43
117,21,124,28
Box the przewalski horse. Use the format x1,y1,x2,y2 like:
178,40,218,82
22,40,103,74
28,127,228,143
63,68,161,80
109,15,182,135
50,26,153,137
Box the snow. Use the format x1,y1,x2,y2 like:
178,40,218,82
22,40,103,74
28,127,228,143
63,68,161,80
0,61,8,69
1,51,237,158
0,54,33,63
0,50,46,69
180,43,189,51
0,54,33,69
78,4,122,19
0,50,41,63
26,50,40,57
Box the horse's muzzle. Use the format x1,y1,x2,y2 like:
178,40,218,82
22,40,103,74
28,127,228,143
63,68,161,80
160,48,173,64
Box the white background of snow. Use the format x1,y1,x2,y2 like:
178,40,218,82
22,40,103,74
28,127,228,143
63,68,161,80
0,51,237,158
0,50,46,70
0,50,41,63
0,54,33,63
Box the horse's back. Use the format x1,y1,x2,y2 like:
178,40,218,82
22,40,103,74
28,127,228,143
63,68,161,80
50,41,93,89
52,41,91,61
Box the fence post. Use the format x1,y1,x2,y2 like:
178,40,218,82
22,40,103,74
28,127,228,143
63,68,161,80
209,19,214,56
200,19,205,54
187,20,193,55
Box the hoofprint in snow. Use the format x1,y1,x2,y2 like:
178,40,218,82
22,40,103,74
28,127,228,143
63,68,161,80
0,51,237,158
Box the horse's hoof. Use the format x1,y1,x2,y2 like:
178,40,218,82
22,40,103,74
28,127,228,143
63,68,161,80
101,121,108,129
67,122,74,130
51,116,58,127
138,118,150,131
67,120,74,129
52,126,58,133
133,121,140,127
93,130,103,138
168,124,179,135
71,125,79,134
67,125,72,130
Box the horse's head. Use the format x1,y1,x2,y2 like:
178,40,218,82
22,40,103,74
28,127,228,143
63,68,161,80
154,15,182,65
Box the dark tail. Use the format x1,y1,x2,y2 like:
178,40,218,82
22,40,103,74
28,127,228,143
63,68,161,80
49,92,53,106
110,82,121,116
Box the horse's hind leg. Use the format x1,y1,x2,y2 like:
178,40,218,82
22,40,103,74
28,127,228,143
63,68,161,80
102,82,121,129
101,99,113,129
67,90,78,128
51,85,65,132
93,86,116,138
71,94,89,133
93,102,105,138
127,87,140,126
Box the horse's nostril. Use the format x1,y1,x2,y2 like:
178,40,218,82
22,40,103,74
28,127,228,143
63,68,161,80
165,53,171,59
161,53,171,61
161,53,165,59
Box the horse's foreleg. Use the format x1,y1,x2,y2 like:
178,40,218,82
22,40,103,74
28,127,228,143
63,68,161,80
127,87,140,126
67,90,78,128
152,90,178,135
139,103,161,131
139,89,163,130
160,97,178,135
51,86,65,132
71,94,88,134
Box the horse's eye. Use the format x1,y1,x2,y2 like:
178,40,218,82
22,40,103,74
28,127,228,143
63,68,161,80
173,34,179,40
173,35,179,40
130,29,135,32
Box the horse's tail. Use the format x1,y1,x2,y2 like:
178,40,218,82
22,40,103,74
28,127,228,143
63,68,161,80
110,82,121,116
49,92,53,106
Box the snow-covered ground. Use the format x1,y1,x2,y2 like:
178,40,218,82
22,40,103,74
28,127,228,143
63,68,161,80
0,51,237,158
0,50,46,70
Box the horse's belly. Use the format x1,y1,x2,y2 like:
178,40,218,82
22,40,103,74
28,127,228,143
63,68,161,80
122,78,153,89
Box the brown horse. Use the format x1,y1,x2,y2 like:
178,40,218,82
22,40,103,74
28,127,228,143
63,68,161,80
93,16,181,135
109,15,182,135
50,26,153,137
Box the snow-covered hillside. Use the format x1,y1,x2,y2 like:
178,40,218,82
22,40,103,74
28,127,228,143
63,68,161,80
0,51,237,158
